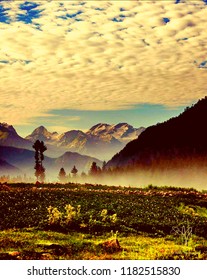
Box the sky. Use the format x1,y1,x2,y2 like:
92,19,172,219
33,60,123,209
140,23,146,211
0,0,207,137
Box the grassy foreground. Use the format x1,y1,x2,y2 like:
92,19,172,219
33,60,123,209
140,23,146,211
0,228,207,260
0,182,207,259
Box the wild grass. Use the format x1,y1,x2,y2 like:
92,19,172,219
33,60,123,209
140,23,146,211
0,228,207,260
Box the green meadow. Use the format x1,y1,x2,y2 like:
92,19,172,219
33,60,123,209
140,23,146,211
0,183,207,260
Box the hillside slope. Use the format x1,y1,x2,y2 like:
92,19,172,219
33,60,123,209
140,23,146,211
107,97,207,169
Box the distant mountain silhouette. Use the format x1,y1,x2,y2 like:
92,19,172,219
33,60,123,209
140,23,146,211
0,145,102,180
0,158,20,175
107,97,207,170
54,151,103,172
0,122,145,160
0,123,32,149
0,146,52,173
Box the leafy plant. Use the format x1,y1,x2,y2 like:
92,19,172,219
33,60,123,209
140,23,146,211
47,206,62,226
64,204,81,225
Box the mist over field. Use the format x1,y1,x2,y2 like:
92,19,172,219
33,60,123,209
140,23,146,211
65,168,206,191
102,170,207,190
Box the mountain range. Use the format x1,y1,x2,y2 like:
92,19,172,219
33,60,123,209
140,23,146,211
0,122,145,160
0,122,144,179
26,123,145,159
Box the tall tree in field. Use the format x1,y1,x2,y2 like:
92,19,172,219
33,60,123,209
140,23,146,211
89,161,98,176
71,165,78,177
58,167,67,183
33,140,47,183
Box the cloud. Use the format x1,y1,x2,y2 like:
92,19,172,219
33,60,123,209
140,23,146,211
0,0,207,125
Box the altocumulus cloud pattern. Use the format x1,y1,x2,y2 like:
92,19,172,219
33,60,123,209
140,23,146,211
0,0,207,126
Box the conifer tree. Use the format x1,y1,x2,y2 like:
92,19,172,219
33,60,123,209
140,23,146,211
89,161,98,176
71,165,78,177
58,167,67,183
33,140,47,183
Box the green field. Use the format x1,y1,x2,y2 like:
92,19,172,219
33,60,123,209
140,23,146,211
0,183,207,260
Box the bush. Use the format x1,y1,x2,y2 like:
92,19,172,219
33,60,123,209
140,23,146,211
47,204,118,233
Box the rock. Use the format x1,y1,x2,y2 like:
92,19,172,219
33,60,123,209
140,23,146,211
44,244,68,255
101,239,121,252
195,245,207,253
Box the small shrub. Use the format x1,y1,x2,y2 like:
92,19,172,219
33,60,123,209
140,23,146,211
47,204,117,233
100,209,108,222
110,214,117,224
64,204,81,225
171,221,192,246
47,206,62,226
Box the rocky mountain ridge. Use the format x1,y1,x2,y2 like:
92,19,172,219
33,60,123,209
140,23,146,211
0,122,31,149
25,122,145,159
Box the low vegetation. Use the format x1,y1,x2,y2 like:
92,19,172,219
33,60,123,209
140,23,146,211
0,182,207,259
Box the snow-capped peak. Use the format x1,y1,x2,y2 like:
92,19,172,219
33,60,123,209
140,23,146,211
87,123,111,134
25,126,59,142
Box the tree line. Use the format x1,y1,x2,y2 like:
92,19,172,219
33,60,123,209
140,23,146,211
57,160,107,183
33,140,107,183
